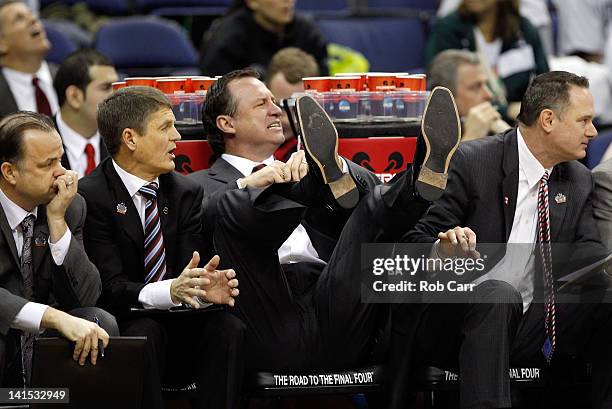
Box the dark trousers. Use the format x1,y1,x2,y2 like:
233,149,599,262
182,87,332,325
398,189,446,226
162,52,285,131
0,306,119,387
119,309,246,409
212,169,429,371
399,280,612,409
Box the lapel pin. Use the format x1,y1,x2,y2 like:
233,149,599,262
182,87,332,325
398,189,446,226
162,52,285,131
116,203,128,215
34,235,47,247
555,193,566,204
504,196,509,206
162,206,169,215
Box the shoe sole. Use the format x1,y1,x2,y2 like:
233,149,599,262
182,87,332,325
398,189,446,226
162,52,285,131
296,95,359,209
416,86,461,201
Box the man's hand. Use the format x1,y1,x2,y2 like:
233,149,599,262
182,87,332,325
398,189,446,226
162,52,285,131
170,252,239,308
438,226,480,259
462,102,505,141
285,150,308,181
42,307,109,366
46,170,78,243
239,160,290,189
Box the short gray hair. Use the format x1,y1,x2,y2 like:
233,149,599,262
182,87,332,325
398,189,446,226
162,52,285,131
427,49,481,94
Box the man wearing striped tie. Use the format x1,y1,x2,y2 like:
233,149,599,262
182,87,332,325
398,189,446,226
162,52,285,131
78,86,244,409
397,72,612,409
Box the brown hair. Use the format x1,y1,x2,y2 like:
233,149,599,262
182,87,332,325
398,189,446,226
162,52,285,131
97,86,171,157
458,0,521,43
266,47,319,85
0,111,56,165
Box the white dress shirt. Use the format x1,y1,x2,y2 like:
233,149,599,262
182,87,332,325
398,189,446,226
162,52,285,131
56,112,101,179
0,187,71,333
2,61,59,115
473,128,554,311
112,161,179,309
221,153,349,266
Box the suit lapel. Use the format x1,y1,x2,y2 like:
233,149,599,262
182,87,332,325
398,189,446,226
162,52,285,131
208,158,245,183
0,205,19,268
0,71,18,116
502,130,520,242
548,165,569,242
103,160,144,259
32,208,49,273
157,173,172,244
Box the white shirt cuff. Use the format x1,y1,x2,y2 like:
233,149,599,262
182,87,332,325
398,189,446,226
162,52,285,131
49,229,72,265
12,302,48,333
138,279,181,309
340,157,349,173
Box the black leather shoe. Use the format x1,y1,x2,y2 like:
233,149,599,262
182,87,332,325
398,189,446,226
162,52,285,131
296,94,359,209
415,86,461,201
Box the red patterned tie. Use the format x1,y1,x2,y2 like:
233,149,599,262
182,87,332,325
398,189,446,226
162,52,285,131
537,170,556,363
84,143,96,176
32,76,52,117
251,163,266,174
139,182,167,283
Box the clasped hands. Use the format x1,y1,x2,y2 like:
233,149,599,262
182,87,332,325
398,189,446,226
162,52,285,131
170,252,239,308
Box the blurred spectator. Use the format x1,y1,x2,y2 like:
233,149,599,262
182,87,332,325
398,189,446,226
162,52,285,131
0,0,59,120
426,0,549,118
428,49,510,141
437,0,554,56
200,0,328,78
266,47,319,160
53,49,118,178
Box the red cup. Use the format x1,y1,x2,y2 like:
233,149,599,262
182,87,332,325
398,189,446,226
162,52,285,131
192,77,217,94
156,78,186,94
330,75,362,91
335,73,367,91
124,77,156,87
396,74,426,91
303,76,331,92
367,73,396,91
112,81,126,91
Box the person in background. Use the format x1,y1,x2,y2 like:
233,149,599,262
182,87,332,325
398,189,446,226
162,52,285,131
428,49,510,141
0,0,59,120
426,0,549,120
265,47,319,161
200,0,328,78
53,49,118,178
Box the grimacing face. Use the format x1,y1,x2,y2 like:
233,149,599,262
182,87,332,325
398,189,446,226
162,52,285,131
9,129,66,209
547,85,598,163
267,71,304,141
226,76,285,153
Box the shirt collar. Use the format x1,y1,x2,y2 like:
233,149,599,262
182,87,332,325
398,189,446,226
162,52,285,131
221,153,275,176
2,61,53,88
0,186,37,231
56,111,101,159
516,127,554,189
111,160,159,198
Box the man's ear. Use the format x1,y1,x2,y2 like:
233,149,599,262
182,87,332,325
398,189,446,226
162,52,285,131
121,128,138,152
0,161,17,186
539,109,555,133
65,85,85,110
216,115,236,135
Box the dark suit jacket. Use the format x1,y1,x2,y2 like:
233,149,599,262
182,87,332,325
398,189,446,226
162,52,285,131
405,127,608,280
78,158,205,316
0,194,102,335
188,156,381,262
51,115,110,172
0,63,58,120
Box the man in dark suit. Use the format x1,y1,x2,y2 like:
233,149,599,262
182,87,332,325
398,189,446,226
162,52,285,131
394,71,612,409
188,68,381,293
0,111,116,387
0,0,58,120
53,49,117,178
78,86,244,409
193,68,463,372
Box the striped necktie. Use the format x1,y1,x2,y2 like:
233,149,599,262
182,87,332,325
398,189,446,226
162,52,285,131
139,182,167,283
20,214,35,385
537,170,556,363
